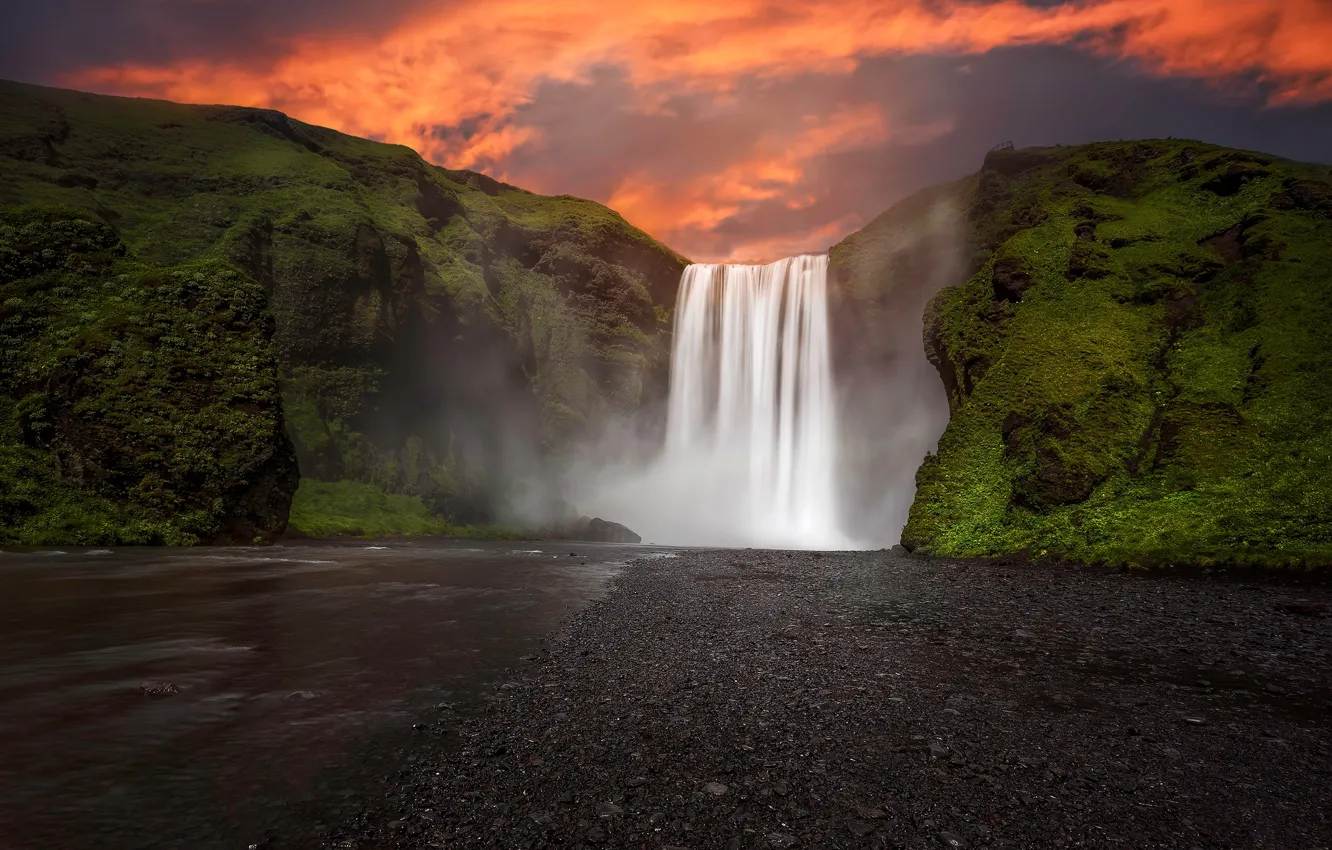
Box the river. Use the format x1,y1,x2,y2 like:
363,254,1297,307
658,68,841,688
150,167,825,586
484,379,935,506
0,539,670,849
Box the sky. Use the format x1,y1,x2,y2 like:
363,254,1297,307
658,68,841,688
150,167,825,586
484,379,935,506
3,0,1331,262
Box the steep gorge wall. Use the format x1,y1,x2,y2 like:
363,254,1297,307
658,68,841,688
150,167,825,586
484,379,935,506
893,141,1332,566
0,81,687,541
0,207,297,545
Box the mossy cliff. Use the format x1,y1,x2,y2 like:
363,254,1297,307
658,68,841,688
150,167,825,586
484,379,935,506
838,140,1332,567
0,80,687,540
0,206,296,544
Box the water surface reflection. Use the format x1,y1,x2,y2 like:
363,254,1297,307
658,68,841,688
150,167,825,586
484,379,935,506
0,539,663,848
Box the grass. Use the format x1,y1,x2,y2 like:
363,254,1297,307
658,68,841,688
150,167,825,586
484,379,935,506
0,206,296,545
890,140,1332,567
287,479,523,539
0,79,689,541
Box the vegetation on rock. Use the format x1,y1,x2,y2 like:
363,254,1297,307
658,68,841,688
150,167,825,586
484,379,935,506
873,140,1332,567
0,206,296,545
0,80,687,540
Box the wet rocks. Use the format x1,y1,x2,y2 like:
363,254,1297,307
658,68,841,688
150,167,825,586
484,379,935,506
586,518,641,544
138,681,180,698
552,515,643,544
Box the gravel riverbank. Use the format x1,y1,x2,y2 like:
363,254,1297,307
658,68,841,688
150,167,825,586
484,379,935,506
328,550,1332,849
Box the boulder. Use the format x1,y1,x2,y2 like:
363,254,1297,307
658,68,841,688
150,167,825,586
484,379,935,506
584,518,642,544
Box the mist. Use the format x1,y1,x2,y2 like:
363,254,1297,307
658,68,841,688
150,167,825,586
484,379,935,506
567,189,965,548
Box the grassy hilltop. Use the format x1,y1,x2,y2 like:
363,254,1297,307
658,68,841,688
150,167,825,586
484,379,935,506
834,140,1332,567
0,81,687,543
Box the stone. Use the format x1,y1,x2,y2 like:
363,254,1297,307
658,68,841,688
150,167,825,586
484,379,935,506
703,781,729,796
939,831,965,848
139,681,180,698
1279,600,1327,617
766,833,800,848
586,517,642,544
849,819,876,837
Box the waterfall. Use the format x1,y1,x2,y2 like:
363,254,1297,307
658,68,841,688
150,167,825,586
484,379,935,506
657,255,848,548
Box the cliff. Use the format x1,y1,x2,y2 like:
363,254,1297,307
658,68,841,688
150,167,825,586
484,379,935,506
0,80,688,541
837,140,1332,567
0,206,296,544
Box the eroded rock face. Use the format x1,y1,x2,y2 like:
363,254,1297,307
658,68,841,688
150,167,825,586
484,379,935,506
897,139,1332,567
0,207,298,546
0,79,688,541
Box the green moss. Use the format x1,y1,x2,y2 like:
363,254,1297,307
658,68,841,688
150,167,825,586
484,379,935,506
0,80,690,540
0,206,296,545
895,140,1332,567
287,479,521,539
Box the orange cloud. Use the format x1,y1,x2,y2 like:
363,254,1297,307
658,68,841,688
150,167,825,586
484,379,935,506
65,0,1332,259
605,105,954,260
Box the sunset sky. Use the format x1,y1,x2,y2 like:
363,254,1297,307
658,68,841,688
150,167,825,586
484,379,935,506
3,1,1331,262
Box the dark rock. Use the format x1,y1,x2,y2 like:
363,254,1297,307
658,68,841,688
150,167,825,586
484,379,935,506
991,256,1033,303
583,518,642,544
849,819,876,837
939,830,966,848
1279,600,1327,617
1202,163,1270,197
982,147,1057,177
139,681,180,698
765,833,800,848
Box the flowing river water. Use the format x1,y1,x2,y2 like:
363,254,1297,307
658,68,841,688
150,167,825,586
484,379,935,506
0,540,669,849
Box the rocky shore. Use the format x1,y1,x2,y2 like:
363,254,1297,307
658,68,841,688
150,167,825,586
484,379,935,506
327,550,1332,849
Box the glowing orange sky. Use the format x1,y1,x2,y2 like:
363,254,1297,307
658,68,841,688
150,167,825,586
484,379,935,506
61,0,1332,261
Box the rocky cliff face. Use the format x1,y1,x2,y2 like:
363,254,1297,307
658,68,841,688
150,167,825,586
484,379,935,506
878,141,1332,567
0,81,688,539
0,207,297,544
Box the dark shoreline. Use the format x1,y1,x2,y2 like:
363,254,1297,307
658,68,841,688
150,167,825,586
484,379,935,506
326,549,1332,849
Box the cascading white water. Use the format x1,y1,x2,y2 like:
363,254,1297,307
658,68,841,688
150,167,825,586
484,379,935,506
657,255,848,548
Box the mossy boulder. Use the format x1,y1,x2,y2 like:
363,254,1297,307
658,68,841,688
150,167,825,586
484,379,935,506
873,140,1332,567
0,206,297,545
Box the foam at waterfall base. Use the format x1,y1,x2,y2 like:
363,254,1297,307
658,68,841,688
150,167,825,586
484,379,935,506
576,255,862,550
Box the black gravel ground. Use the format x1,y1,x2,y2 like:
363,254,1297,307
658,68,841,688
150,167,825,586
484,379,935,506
328,550,1332,849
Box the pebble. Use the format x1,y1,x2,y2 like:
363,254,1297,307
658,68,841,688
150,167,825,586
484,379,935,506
322,550,1332,850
